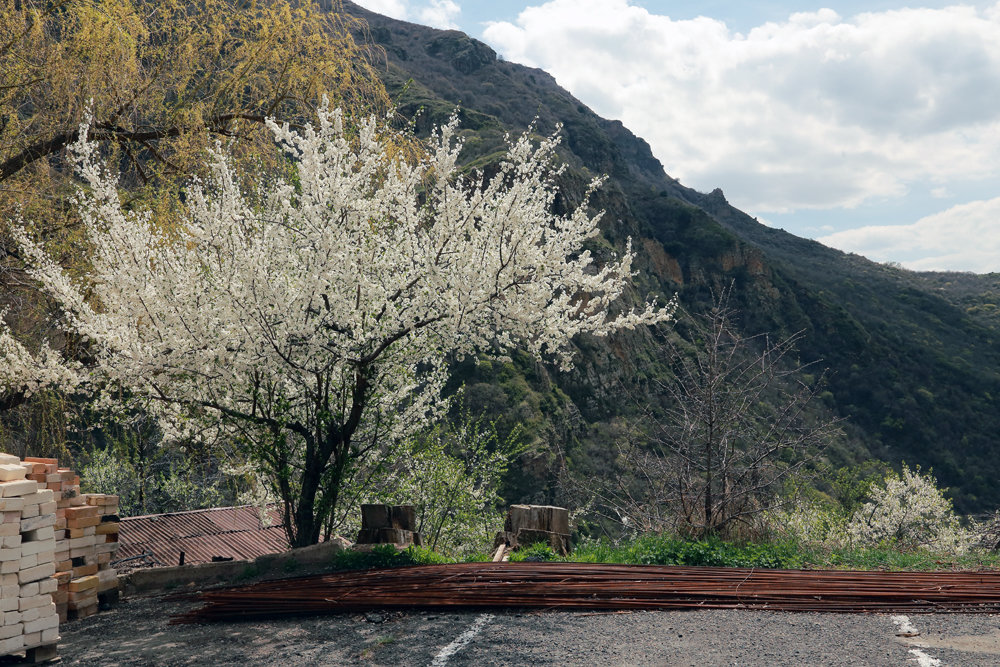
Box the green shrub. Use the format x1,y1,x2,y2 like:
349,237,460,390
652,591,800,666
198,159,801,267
570,534,807,569
508,543,559,562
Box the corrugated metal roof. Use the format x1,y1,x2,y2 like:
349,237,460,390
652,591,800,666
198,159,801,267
118,505,289,567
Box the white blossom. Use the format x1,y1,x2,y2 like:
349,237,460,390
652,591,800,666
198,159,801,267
0,308,81,400
4,102,675,543
846,464,971,553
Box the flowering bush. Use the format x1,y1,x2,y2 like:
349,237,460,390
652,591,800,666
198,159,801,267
846,464,971,552
767,498,847,546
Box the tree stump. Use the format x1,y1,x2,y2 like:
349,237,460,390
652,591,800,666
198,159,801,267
494,504,571,555
355,504,422,547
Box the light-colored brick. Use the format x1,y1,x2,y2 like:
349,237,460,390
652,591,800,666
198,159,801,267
94,542,120,555
22,526,54,542
67,589,97,604
18,595,51,613
95,522,120,535
66,516,100,530
18,561,55,585
0,479,37,497
68,535,97,549
0,465,25,482
0,498,24,512
66,526,96,539
0,588,18,609
0,633,24,654
67,575,98,592
63,505,98,520
19,490,53,506
19,513,55,533
19,538,54,558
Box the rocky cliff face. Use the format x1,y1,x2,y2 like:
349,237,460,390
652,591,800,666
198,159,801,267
345,2,1000,512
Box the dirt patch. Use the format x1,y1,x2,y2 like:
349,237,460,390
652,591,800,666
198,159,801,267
901,628,1000,656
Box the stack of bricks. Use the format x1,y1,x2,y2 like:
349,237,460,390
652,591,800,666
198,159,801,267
19,457,120,622
0,453,60,660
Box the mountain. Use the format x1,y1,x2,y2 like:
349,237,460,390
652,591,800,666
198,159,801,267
344,3,1000,513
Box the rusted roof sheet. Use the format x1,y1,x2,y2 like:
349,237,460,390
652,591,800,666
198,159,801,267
118,505,289,567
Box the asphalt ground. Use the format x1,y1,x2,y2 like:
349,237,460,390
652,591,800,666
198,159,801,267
50,593,1000,666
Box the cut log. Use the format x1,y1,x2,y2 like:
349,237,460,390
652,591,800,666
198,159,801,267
360,505,416,532
354,527,422,547
497,505,572,555
355,505,421,546
504,505,570,536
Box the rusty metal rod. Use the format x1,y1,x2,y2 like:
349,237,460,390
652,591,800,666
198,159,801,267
173,562,1000,623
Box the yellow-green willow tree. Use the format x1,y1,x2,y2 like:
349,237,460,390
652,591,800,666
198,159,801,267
0,0,392,419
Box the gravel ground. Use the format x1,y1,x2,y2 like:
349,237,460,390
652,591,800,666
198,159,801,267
49,593,1000,666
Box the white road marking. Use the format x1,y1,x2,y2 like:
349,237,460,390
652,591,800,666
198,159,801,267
892,615,943,666
892,615,921,637
429,613,494,666
908,648,943,667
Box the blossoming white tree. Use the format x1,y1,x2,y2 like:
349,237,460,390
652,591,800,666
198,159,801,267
5,104,674,546
846,464,969,552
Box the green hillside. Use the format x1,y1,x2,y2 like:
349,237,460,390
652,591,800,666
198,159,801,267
346,2,1000,513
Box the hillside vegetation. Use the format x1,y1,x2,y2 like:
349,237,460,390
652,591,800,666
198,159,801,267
346,2,1000,514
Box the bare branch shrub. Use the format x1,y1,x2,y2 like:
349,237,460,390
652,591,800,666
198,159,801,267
583,290,841,539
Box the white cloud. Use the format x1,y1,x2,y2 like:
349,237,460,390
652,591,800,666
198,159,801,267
482,1,1000,216
419,0,461,29
353,0,408,21
352,0,460,29
818,197,1000,272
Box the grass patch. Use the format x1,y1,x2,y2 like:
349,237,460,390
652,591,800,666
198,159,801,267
508,542,560,562
819,545,1000,571
511,534,1000,571
327,535,1000,572
569,535,807,569
331,544,455,571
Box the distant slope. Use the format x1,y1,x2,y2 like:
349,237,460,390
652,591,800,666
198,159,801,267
345,3,1000,512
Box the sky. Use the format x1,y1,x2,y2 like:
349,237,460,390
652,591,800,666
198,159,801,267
353,1,1000,273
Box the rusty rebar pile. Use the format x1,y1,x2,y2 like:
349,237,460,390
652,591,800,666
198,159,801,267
173,562,1000,623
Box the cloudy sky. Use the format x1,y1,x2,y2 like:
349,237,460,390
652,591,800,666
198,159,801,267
354,1,1000,273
